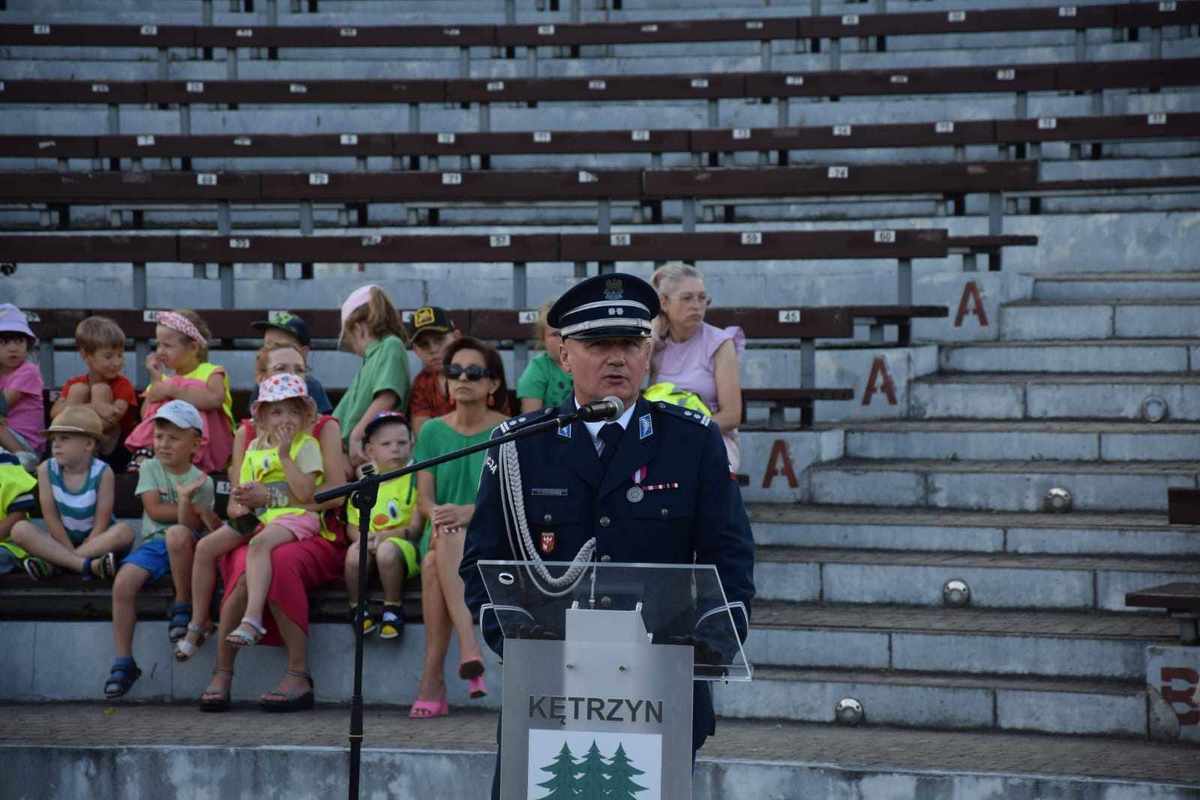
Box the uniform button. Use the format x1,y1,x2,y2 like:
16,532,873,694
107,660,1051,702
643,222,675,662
660,507,669,518
600,555,612,562
543,513,553,524
599,516,611,528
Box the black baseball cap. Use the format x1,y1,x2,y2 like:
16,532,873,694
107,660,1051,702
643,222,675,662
251,311,311,346
406,306,455,341
363,411,410,444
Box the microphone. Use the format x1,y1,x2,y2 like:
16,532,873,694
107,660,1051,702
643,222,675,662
574,395,625,422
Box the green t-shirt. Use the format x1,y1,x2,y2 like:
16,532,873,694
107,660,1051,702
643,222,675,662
333,335,411,445
411,417,495,556
134,457,215,541
516,352,573,408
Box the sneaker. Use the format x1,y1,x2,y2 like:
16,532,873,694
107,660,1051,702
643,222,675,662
361,614,378,637
378,607,405,640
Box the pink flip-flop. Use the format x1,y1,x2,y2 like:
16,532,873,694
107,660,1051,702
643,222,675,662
409,697,449,719
468,675,488,699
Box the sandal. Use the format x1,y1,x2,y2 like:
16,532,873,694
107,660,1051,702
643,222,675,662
225,618,267,648
167,602,192,643
409,695,449,719
174,622,215,662
22,556,53,581
104,658,141,699
378,607,405,641
259,670,314,713
199,668,233,713
83,552,117,581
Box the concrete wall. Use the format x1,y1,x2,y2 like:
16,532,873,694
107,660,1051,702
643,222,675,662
1,744,1196,800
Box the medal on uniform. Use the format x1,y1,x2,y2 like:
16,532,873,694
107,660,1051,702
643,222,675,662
627,466,647,503
540,531,556,554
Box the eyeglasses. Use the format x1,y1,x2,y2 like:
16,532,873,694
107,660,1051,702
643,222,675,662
673,292,712,307
445,364,491,382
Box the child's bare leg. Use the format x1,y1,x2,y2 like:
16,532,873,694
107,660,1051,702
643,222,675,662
90,382,113,405
376,540,407,606
64,382,91,405
0,423,27,456
112,564,151,658
9,520,88,573
74,522,135,560
164,524,197,605
241,524,296,625
190,526,242,628
344,539,370,606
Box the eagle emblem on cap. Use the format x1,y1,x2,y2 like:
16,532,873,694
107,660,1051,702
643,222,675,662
603,279,624,300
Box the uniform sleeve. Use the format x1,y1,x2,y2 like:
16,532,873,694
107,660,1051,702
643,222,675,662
460,429,509,657
693,420,755,638
515,357,547,400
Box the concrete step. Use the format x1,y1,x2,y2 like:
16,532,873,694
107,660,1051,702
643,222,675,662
749,602,1177,680
838,420,1200,462
808,457,1199,512
754,545,1199,610
748,503,1200,556
7,705,1200,799
1000,300,1200,341
910,372,1200,421
939,339,1199,374
1031,272,1200,302
718,666,1148,737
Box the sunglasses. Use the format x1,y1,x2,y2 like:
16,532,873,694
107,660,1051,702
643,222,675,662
445,364,492,382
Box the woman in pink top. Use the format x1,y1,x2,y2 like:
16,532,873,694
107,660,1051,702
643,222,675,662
650,263,745,471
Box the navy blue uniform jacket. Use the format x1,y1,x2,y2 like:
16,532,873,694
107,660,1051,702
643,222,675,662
460,395,756,749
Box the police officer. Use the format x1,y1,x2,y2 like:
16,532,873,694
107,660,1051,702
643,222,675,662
460,272,755,799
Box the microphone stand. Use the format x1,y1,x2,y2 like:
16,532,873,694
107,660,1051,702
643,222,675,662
316,406,600,800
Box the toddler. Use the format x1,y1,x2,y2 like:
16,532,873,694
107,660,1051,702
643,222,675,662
178,374,324,658
52,315,138,469
106,400,218,698
7,406,134,579
124,309,233,472
0,304,44,471
345,412,423,641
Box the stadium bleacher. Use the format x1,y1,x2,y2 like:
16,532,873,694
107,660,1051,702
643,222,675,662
1,0,1199,795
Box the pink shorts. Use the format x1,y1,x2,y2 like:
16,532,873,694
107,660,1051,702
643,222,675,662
265,512,321,542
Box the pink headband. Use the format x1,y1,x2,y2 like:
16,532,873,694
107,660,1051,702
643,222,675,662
156,311,206,345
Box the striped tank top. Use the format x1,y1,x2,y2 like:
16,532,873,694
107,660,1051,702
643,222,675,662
49,457,109,546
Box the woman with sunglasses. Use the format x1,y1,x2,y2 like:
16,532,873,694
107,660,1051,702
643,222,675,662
409,337,509,717
650,262,745,471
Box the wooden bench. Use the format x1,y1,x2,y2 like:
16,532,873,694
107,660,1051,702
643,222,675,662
1168,488,1200,526
1,3,1191,53
0,57,1194,109
1126,583,1200,644
3,113,1194,170
0,570,422,625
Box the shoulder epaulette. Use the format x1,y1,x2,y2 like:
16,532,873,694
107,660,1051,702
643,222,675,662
653,401,712,427
493,407,558,437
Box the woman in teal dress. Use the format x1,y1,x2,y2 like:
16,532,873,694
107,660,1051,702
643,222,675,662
409,337,510,717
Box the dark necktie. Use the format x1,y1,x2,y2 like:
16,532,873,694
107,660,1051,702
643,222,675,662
598,423,623,465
